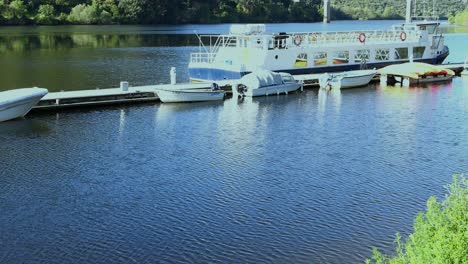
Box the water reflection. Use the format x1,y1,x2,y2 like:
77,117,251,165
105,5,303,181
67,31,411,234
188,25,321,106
0,34,197,53
317,88,342,123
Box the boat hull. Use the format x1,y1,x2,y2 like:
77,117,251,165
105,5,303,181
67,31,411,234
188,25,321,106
338,71,376,89
0,88,48,122
157,89,225,103
245,82,301,97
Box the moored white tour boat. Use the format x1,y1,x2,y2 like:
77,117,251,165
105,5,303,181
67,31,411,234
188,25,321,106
0,87,48,122
156,88,225,103
319,69,377,89
189,0,448,83
233,70,302,97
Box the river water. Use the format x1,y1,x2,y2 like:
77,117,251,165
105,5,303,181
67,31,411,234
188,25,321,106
0,21,467,263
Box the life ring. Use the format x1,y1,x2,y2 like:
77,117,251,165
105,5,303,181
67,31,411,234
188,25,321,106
400,31,407,42
293,35,303,46
358,33,366,44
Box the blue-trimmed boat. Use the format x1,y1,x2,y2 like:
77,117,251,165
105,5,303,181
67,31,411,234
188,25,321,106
188,17,448,82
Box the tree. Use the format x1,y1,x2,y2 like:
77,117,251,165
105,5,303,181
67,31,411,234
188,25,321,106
3,0,29,24
118,0,143,23
68,4,99,24
35,4,56,24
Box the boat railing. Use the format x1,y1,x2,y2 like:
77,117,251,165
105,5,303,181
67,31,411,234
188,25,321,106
287,30,421,47
411,16,439,22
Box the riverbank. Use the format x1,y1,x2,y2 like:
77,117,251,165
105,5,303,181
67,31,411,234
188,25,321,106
1,0,464,26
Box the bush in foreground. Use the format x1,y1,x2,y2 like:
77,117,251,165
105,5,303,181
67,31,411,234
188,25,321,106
367,174,467,264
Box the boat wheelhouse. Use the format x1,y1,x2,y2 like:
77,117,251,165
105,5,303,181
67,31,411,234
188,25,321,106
188,20,449,82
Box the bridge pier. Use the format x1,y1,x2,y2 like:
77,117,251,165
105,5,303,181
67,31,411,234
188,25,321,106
323,0,331,23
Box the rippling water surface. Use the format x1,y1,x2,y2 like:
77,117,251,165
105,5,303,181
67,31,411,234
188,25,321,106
1,79,467,263
1,22,468,263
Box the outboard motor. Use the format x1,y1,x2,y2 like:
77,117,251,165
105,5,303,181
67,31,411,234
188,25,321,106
211,82,220,91
236,84,247,97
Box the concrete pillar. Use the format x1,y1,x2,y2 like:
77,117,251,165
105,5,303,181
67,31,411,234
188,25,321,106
323,0,331,23
406,0,413,23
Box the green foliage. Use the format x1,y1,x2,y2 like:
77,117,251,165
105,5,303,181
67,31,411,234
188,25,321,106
367,174,468,264
332,0,467,20
36,4,56,25
0,0,466,25
68,4,99,24
449,6,468,25
3,0,29,24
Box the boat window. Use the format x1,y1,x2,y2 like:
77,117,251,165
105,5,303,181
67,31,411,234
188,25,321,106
268,39,274,49
413,46,426,58
294,53,308,67
421,25,437,34
355,49,370,62
375,48,390,61
332,51,349,64
313,52,327,66
395,48,408,60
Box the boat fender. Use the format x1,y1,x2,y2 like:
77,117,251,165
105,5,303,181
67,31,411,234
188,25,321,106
358,33,366,44
400,32,407,42
293,35,303,46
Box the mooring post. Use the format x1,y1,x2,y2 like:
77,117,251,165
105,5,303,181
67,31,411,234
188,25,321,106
170,67,176,85
120,81,129,91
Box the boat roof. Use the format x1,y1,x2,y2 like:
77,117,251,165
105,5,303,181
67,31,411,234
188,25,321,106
378,63,454,78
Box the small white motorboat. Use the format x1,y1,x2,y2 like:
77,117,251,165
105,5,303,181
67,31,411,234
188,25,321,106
233,70,302,97
461,60,468,76
319,70,377,89
156,84,225,103
0,87,48,122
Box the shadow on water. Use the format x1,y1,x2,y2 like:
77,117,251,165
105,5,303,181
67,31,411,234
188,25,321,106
0,119,50,138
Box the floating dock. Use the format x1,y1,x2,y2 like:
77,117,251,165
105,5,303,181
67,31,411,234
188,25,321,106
31,62,465,111
34,83,216,111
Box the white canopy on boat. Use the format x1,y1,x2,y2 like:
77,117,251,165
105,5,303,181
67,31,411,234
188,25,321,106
240,70,283,89
0,88,48,104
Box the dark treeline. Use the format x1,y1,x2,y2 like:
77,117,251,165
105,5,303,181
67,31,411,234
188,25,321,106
0,0,323,25
0,0,466,25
